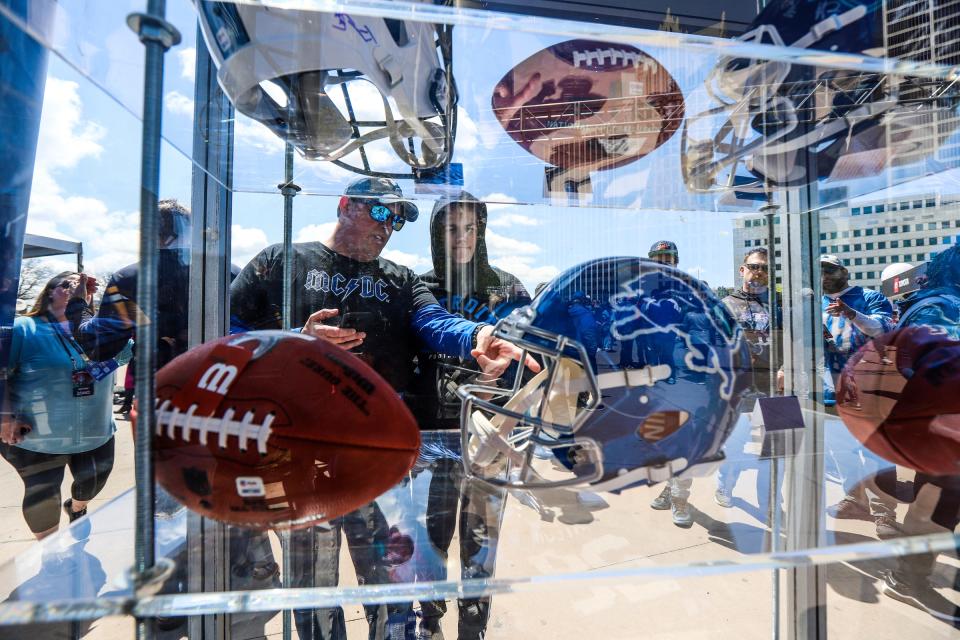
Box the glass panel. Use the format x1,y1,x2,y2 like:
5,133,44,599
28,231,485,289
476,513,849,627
0,0,957,637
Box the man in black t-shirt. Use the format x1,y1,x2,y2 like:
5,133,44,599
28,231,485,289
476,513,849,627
231,178,534,394
231,177,537,640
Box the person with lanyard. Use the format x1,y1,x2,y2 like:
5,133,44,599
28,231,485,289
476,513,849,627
819,254,901,538
0,271,131,539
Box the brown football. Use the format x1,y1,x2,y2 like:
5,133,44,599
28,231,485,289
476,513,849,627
145,331,420,530
492,39,685,171
837,325,960,476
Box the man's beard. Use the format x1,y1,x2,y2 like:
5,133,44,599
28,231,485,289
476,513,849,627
822,277,846,294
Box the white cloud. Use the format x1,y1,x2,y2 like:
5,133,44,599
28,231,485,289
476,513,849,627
232,225,269,265
480,193,520,211
330,80,387,122
485,230,541,256
488,213,540,228
381,249,431,271
165,90,194,117
177,47,196,82
489,256,559,292
456,107,479,152
294,223,337,243
235,114,287,155
26,77,142,275
35,78,105,171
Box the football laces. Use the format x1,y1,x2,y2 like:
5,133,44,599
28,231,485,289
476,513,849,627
155,399,275,455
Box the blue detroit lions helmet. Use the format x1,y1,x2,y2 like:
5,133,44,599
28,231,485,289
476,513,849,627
458,257,751,493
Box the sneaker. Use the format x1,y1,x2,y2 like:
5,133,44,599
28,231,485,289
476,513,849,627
882,572,960,623
671,498,693,528
418,615,445,640
63,499,87,523
714,487,733,508
826,496,872,521
874,515,902,540
650,485,672,510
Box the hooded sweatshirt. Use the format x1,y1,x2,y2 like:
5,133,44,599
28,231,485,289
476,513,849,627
412,192,531,428
419,192,529,322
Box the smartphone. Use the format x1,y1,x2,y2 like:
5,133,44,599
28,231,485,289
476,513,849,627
339,311,379,333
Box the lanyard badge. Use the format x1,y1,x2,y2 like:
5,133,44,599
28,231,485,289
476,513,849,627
72,370,96,397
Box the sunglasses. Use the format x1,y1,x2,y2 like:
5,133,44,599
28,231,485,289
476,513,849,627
368,204,406,232
743,263,768,273
55,281,76,290
821,263,843,274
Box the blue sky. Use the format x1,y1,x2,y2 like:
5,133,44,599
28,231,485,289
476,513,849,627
23,0,960,292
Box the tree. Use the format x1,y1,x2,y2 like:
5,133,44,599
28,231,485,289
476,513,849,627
17,260,54,313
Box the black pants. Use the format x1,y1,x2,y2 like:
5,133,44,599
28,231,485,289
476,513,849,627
421,457,505,640
0,437,115,533
288,501,407,640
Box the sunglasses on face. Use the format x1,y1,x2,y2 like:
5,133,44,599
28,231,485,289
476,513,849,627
821,264,843,275
368,204,406,232
743,263,768,273
56,281,76,290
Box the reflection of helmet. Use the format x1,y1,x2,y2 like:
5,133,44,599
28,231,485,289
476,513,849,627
681,0,960,194
837,326,960,476
458,257,750,492
194,1,457,177
880,262,913,284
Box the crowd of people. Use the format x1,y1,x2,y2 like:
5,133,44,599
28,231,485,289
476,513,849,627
2,177,958,636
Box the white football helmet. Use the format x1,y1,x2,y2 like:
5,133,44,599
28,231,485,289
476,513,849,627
194,0,457,177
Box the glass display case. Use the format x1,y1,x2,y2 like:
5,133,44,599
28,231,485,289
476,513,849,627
0,1,958,638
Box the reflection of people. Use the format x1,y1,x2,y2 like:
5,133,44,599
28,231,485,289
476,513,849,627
67,199,277,639
644,241,696,527
820,254,894,404
567,291,598,373
881,246,960,623
820,255,900,537
0,273,130,539
231,178,536,640
69,199,191,366
417,437,506,640
716,248,781,508
411,193,524,639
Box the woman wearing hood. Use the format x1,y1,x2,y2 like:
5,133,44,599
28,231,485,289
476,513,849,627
408,191,529,640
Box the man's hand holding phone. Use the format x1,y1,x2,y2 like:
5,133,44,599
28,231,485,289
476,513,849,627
303,308,366,350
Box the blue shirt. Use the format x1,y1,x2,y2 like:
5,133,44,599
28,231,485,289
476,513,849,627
822,286,893,375
7,316,132,454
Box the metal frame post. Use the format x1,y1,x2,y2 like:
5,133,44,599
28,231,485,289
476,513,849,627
188,26,235,640
278,143,300,640
126,2,181,639
779,77,827,638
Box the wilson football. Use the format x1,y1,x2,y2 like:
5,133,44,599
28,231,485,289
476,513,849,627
492,39,684,171
837,325,960,476
146,331,421,530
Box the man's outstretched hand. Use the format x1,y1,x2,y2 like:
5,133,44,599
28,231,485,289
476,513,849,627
471,325,541,381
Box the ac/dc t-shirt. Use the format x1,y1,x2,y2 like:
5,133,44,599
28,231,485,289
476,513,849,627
230,241,439,392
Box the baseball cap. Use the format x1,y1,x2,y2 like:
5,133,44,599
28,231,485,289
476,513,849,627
820,254,845,269
648,240,678,258
344,177,419,222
